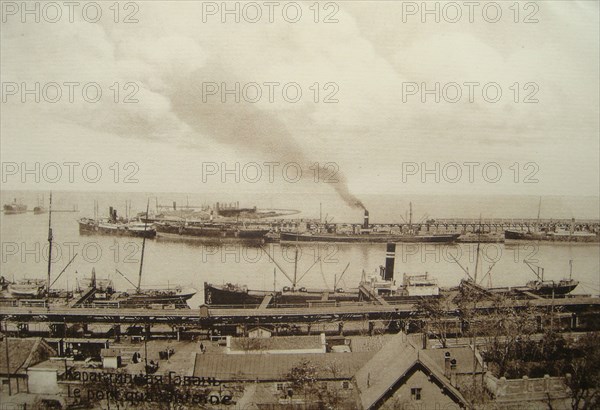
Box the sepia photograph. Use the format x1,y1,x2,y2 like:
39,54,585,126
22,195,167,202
1,1,599,408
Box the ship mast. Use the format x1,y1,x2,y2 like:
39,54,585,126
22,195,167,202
535,196,542,233
137,199,150,293
474,214,482,284
46,192,53,296
292,246,298,290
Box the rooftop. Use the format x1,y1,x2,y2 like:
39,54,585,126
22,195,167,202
193,351,374,381
354,332,469,409
0,338,56,375
230,335,323,352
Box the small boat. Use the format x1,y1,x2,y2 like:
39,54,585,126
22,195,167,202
522,260,579,296
33,195,47,214
3,199,27,214
33,206,47,214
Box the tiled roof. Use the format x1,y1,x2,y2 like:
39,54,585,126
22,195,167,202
354,332,418,409
354,332,469,409
422,346,483,374
0,338,56,375
193,352,374,381
230,335,322,352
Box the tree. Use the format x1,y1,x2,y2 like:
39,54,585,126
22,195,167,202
414,294,456,348
566,333,600,410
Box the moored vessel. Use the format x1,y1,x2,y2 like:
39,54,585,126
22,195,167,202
280,209,460,244
156,221,269,241
79,206,156,238
3,198,27,214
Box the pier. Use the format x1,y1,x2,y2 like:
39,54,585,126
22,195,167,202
250,217,600,235
1,296,599,335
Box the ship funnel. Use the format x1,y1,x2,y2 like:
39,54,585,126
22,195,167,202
384,242,396,281
363,209,370,229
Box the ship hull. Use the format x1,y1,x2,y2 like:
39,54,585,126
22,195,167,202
504,230,598,243
120,290,196,307
524,281,579,296
33,207,47,215
156,223,268,241
79,220,157,238
280,232,460,243
3,205,27,215
204,283,358,306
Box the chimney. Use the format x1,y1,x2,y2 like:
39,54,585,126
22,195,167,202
450,358,457,386
384,243,396,281
421,333,427,349
570,218,575,234
173,201,177,210
444,352,451,375
363,209,369,229
109,206,113,219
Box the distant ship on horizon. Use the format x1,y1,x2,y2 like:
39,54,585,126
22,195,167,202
3,198,27,214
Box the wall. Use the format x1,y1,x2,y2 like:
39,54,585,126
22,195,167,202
381,369,460,410
27,368,60,394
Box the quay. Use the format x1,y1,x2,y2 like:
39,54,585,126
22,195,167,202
249,217,600,235
1,296,599,329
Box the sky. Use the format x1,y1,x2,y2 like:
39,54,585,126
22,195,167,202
1,1,599,211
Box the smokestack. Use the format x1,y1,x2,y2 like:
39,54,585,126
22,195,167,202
384,242,396,281
444,352,451,377
363,209,370,229
570,218,575,234
109,206,113,219
173,201,177,210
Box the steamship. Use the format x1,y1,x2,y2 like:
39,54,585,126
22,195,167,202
78,201,197,308
280,210,460,243
79,207,157,238
204,243,440,306
155,221,269,241
3,198,27,214
204,283,359,306
504,229,598,243
73,269,197,308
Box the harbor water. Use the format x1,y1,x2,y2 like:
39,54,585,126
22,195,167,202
1,191,599,308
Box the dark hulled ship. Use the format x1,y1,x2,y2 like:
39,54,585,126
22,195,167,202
79,207,156,238
504,229,598,243
156,221,269,241
204,282,358,306
280,209,459,244
3,198,27,214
